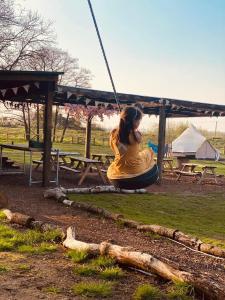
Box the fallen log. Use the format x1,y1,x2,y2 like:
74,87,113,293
2,209,65,240
2,209,34,227
63,227,225,300
199,243,225,258
63,226,100,255
118,218,141,228
137,224,176,239
54,186,147,195
71,201,123,221
174,231,202,249
43,188,67,201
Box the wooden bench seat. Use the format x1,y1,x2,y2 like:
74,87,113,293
176,170,202,182
59,165,81,173
176,171,201,176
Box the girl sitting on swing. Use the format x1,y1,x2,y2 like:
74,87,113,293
107,105,159,189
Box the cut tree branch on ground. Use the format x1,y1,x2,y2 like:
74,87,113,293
63,226,225,300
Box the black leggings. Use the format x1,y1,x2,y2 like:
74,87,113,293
109,164,159,190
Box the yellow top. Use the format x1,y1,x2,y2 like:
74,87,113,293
107,130,155,179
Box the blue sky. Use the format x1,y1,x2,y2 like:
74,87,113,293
17,0,225,132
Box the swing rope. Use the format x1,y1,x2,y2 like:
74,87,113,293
87,0,121,112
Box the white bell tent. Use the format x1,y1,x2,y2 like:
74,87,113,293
172,125,220,160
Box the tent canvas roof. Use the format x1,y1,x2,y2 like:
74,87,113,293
172,125,215,154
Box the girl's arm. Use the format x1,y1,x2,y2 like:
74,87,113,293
133,130,142,143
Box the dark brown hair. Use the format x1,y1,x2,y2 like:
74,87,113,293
115,106,142,145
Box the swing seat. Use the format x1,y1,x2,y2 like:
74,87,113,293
109,164,159,190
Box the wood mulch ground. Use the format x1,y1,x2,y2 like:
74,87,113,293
0,172,225,299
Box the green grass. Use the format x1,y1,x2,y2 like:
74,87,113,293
90,256,116,268
99,267,124,280
0,222,59,253
167,281,193,300
133,284,162,300
17,264,31,271
0,211,7,220
72,281,113,298
0,264,10,273
69,192,225,248
42,286,62,294
17,242,57,254
73,265,98,277
65,249,89,263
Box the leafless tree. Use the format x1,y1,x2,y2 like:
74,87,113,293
24,46,93,142
0,0,55,70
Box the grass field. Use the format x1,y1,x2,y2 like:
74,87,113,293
69,192,225,248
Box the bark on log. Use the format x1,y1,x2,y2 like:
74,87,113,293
2,210,34,227
43,188,67,202
118,218,141,228
137,224,176,239
199,243,225,258
174,231,202,249
63,226,100,255
63,228,225,300
71,201,123,221
61,186,147,194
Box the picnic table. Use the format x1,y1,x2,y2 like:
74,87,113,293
154,158,174,172
176,163,219,184
92,153,115,167
198,165,218,184
33,151,80,170
176,163,202,182
64,156,108,186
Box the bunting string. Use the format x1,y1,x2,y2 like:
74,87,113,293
0,82,40,99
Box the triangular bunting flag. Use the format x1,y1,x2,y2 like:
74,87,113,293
23,85,30,93
12,87,18,95
165,100,170,105
85,98,91,105
1,89,7,97
34,82,40,88
95,101,100,106
67,91,73,99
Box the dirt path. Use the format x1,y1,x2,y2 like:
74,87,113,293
0,174,225,299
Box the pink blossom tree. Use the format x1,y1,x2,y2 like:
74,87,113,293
66,103,117,158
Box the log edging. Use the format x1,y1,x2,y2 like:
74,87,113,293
1,208,224,299
2,209,65,241
43,187,225,259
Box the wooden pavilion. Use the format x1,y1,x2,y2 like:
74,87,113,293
0,70,63,186
55,85,225,182
0,70,225,185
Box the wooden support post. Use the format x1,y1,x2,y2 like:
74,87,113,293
157,101,167,184
43,82,54,186
85,116,92,158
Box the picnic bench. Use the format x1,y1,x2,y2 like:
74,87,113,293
92,153,115,167
33,151,80,170
176,163,202,182
198,165,218,184
62,156,108,186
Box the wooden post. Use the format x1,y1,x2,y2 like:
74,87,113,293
157,101,167,184
43,82,54,186
85,116,92,158
36,104,40,142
